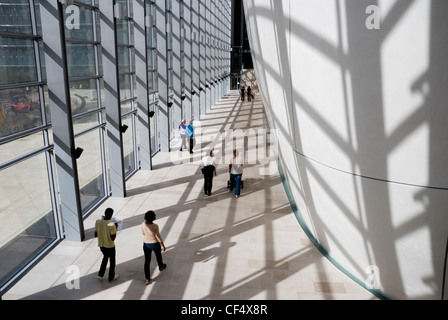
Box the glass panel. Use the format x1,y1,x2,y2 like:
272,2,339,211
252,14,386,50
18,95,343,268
0,87,43,139
122,115,135,176
116,20,129,45
0,1,33,34
119,75,132,104
66,43,96,78
69,79,100,116
0,152,57,289
73,113,99,135
0,37,38,85
0,131,44,164
120,100,132,115
117,46,131,73
75,129,105,213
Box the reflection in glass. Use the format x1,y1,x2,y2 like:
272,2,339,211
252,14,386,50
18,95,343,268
0,0,33,34
0,87,43,139
0,37,37,85
69,79,100,116
0,152,57,289
66,43,96,78
75,129,105,213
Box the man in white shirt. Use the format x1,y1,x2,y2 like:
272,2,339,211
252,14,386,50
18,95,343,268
201,150,217,196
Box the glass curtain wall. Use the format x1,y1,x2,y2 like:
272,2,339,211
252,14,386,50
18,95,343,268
146,0,159,156
116,0,138,178
63,0,107,215
0,0,60,291
0,0,231,295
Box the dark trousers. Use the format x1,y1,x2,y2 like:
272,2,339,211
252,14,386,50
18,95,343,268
98,246,116,281
143,242,164,280
203,165,215,195
189,138,194,153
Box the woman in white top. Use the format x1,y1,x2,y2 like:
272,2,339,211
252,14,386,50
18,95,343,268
200,150,217,196
178,120,187,151
229,149,243,198
142,210,166,285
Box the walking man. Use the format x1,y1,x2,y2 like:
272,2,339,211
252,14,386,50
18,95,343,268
201,150,217,196
95,208,119,282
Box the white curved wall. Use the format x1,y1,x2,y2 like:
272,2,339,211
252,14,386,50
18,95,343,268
243,0,448,299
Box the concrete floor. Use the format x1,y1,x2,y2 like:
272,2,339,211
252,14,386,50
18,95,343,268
3,91,378,300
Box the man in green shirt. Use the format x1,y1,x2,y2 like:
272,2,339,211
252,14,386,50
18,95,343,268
95,208,119,282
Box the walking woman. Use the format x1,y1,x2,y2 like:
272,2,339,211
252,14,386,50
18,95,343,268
142,210,167,285
229,149,243,198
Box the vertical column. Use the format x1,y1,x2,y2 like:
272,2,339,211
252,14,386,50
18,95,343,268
134,0,152,170
199,0,206,116
182,0,192,122
191,0,200,121
210,2,218,106
225,0,231,93
40,0,84,241
100,1,126,197
172,0,182,131
155,0,169,151
204,1,211,111
216,2,222,100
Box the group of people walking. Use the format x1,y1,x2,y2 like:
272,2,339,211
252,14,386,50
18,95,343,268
94,148,243,286
95,208,167,285
178,119,195,154
240,86,253,102
200,149,243,198
94,114,246,287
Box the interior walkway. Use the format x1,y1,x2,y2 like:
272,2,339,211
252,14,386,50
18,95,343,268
3,91,378,300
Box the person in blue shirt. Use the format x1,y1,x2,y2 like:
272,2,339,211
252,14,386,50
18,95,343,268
186,120,195,154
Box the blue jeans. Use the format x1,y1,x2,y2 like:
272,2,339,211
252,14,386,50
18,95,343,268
230,174,242,196
143,242,164,280
179,134,187,150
